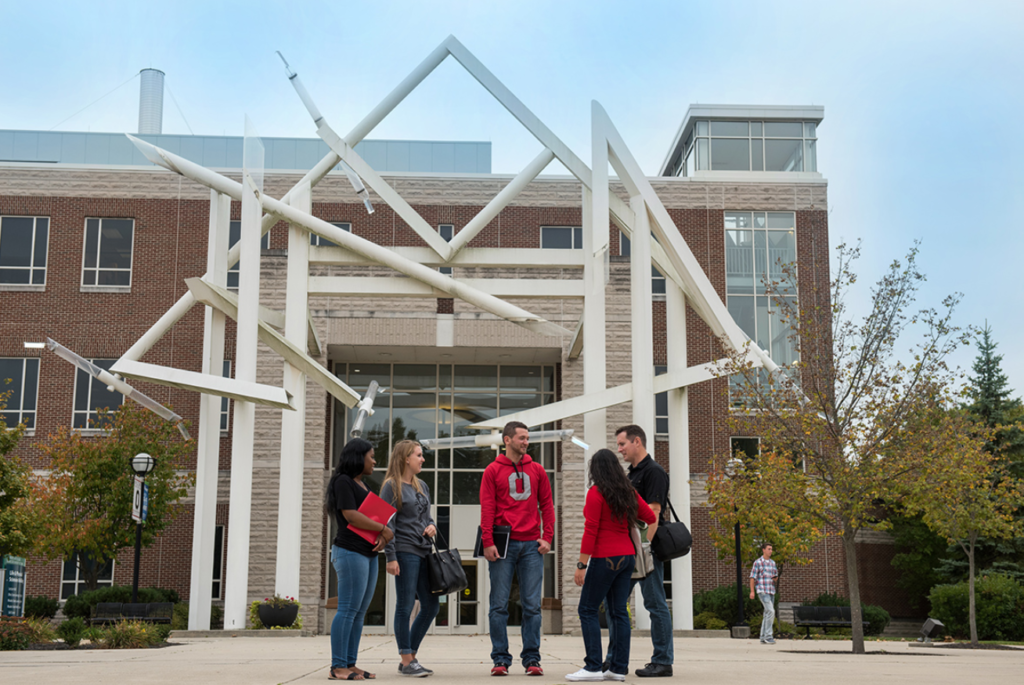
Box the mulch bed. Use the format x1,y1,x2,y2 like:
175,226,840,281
933,642,1022,651
26,641,177,650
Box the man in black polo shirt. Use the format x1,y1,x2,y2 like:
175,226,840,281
605,424,673,678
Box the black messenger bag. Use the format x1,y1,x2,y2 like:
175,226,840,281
426,531,470,595
650,499,692,562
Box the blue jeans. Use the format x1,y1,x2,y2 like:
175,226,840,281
578,555,634,675
607,554,673,666
757,592,775,641
394,552,441,655
331,546,379,669
488,538,545,667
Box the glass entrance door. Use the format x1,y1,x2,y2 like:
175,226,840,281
431,557,483,634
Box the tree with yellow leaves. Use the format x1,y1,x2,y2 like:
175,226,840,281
904,410,1024,646
719,240,971,654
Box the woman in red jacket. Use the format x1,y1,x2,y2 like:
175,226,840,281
567,449,656,682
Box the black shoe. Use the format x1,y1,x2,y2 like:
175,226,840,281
636,663,673,678
602,660,611,673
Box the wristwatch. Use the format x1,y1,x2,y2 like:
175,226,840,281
577,562,588,570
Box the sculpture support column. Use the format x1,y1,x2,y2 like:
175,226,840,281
275,182,311,599
224,120,264,630
581,186,606,485
666,279,693,630
629,195,655,630
188,190,230,630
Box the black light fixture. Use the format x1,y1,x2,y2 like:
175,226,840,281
724,457,747,638
918,617,944,643
130,452,156,603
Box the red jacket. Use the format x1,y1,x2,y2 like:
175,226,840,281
479,453,555,547
580,486,656,558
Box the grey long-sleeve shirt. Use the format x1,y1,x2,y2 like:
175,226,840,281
380,479,435,562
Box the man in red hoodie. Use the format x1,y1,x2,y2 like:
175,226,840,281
480,421,555,677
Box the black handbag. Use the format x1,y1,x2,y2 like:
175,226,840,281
650,499,692,562
426,531,469,596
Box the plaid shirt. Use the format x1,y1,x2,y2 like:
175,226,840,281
750,556,778,595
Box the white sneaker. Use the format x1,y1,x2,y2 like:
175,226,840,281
603,671,626,681
565,668,605,682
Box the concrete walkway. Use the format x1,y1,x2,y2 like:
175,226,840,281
1,634,1020,684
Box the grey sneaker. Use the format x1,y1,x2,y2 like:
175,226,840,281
399,662,431,677
412,659,433,675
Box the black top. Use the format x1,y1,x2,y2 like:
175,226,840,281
627,454,670,521
332,474,377,557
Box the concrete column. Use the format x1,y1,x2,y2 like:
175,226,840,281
188,190,230,630
666,279,693,630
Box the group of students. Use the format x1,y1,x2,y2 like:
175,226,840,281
323,421,677,681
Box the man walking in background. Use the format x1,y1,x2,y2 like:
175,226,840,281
749,543,778,644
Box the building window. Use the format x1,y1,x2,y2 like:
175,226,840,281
619,234,667,295
72,359,124,429
61,551,114,599
227,221,271,288
82,218,133,287
220,360,231,432
541,226,582,249
725,212,799,379
682,121,817,174
655,365,668,436
730,436,760,466
310,222,351,247
0,216,49,286
212,525,224,599
438,224,454,275
0,358,39,430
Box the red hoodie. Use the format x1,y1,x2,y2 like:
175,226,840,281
479,453,555,547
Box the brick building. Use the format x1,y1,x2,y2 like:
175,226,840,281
0,102,915,632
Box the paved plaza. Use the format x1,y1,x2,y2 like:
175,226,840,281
1,634,1021,684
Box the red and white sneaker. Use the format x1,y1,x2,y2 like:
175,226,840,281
491,665,509,676
525,662,544,676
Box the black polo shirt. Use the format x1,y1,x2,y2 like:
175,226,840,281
627,454,670,521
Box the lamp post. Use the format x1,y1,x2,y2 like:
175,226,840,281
130,452,156,603
724,457,746,636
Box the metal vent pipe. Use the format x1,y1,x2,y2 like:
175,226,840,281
138,68,165,134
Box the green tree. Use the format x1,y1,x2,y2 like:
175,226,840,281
904,410,1024,646
721,241,970,654
0,392,34,559
888,512,946,610
31,403,194,590
967,325,1024,475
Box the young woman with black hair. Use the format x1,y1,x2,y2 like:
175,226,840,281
566,449,657,682
325,438,393,681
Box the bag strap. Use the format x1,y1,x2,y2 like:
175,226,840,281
430,529,450,552
664,497,681,523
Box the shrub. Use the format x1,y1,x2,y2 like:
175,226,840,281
803,591,891,636
24,595,59,619
692,611,718,629
928,574,1024,641
62,585,181,620
103,620,161,649
705,617,728,630
83,627,106,644
23,617,56,644
171,602,188,630
56,617,86,647
692,584,762,627
152,624,172,643
0,618,33,650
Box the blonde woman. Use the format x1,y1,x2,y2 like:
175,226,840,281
380,440,438,677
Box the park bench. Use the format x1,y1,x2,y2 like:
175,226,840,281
792,606,869,639
90,602,174,625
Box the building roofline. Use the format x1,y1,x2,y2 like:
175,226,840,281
659,104,824,176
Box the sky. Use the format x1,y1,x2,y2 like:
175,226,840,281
2,0,1022,395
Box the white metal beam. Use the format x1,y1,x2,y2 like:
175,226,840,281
446,149,556,255
470,383,633,431
568,313,584,361
666,280,693,631
307,276,584,299
112,358,294,409
185,278,360,408
311,246,585,269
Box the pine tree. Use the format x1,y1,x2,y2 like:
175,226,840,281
967,325,1024,472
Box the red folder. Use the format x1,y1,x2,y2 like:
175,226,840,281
346,490,398,545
